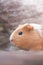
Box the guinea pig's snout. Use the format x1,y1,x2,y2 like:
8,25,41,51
10,35,13,42
10,33,14,42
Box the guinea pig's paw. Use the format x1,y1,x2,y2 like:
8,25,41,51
23,23,33,31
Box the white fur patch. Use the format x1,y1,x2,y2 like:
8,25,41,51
10,31,15,41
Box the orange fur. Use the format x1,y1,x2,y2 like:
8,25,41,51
10,23,43,50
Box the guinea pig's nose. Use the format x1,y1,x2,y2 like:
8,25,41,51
10,37,13,42
10,35,13,42
10,31,15,42
10,38,13,42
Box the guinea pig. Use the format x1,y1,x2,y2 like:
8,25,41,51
10,23,43,50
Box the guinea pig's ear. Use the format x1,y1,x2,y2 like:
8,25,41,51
23,24,33,31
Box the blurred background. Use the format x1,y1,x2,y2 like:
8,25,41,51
0,0,43,51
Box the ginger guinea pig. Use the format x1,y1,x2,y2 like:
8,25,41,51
10,23,43,50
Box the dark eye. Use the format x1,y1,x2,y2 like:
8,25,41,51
18,31,23,35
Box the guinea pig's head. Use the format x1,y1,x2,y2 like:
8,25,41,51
10,23,42,50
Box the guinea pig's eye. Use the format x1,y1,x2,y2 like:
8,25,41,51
18,31,23,35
